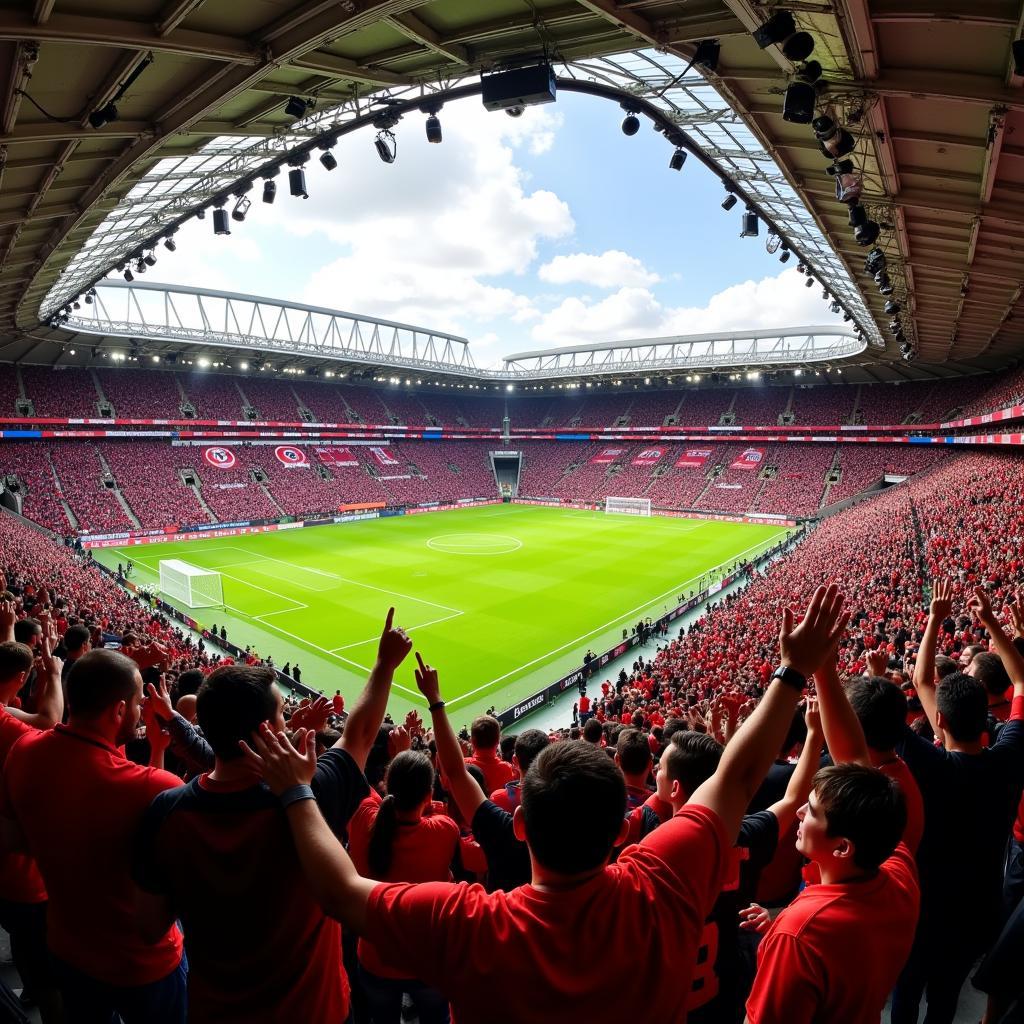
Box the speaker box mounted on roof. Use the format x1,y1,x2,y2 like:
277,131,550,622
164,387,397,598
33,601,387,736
481,63,557,112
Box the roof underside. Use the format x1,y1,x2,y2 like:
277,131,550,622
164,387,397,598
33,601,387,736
0,0,1022,376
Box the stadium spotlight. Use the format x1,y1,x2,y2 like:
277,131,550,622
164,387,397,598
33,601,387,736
123,268,134,282
779,249,791,263
164,237,176,252
805,275,814,288
753,9,796,48
740,209,759,237
232,196,251,222
84,292,93,304
721,191,738,211
669,148,687,171
195,207,206,220
319,150,338,171
506,383,514,392
865,247,887,275
288,167,308,198
782,32,815,61
425,114,442,143
285,96,312,119
212,208,230,235
829,300,841,314
782,81,815,124
135,258,147,274
88,102,118,129
884,299,901,315
848,204,868,229
144,252,156,266
813,115,855,159
854,220,880,246
262,178,277,204
375,129,397,163
621,113,640,136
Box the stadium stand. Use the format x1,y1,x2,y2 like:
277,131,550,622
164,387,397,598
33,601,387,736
181,374,246,419
237,379,303,422
18,367,101,418
95,369,185,420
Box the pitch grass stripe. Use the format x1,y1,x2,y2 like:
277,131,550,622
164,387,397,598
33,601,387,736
443,528,789,709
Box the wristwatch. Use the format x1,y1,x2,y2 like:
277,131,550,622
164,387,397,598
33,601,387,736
771,665,807,691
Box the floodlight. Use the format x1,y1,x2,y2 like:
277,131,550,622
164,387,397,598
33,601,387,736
884,300,901,315
375,130,397,163
621,113,640,136
319,150,338,171
88,102,118,129
425,114,442,143
854,220,880,246
721,192,738,211
669,148,687,171
753,9,796,48
740,209,759,237
232,196,251,222
124,268,134,282
164,237,176,252
782,32,815,62
262,179,277,204
813,115,855,159
848,204,868,229
782,82,815,124
285,96,311,119
779,250,791,263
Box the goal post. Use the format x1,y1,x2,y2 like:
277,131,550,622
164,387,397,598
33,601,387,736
605,496,652,517
159,559,224,609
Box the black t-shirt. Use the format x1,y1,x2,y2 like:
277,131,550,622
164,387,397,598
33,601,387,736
470,799,531,892
688,810,779,1024
897,719,1024,934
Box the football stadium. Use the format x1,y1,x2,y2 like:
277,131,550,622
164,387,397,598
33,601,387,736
0,2,1022,1022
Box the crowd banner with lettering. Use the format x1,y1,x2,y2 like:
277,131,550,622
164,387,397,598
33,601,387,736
275,445,309,468
730,447,766,471
316,446,358,466
631,446,666,466
203,446,236,470
675,448,714,468
590,447,624,464
368,445,400,468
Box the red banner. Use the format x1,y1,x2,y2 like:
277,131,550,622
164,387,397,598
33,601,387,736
275,445,309,468
590,447,624,465
316,446,358,466
368,445,400,468
675,448,714,468
631,446,666,466
730,447,766,471
203,446,236,470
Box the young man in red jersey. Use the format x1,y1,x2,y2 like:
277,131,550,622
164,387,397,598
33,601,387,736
465,714,516,793
0,649,187,1023
245,585,850,1024
489,728,549,813
131,608,412,1024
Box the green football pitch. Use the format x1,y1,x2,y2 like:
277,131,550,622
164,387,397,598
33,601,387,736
94,506,789,723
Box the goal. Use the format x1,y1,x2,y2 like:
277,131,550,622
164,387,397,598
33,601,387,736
605,496,651,517
159,559,224,609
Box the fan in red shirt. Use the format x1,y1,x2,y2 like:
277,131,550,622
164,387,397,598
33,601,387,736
245,585,851,1024
464,714,516,793
349,749,459,1024
1,649,187,1023
489,729,550,813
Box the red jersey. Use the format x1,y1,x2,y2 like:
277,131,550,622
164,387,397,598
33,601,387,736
362,804,729,1024
747,843,919,1024
880,756,924,854
0,707,46,903
1,725,183,985
465,749,516,794
349,798,460,978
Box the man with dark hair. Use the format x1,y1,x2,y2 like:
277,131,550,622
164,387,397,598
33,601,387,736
490,729,549,813
581,717,604,746
244,585,850,1023
0,630,63,1021
466,714,515,793
891,583,1024,1024
59,623,90,683
968,650,1013,725
132,609,412,1023
1,649,186,1022
614,727,654,809
746,763,916,1024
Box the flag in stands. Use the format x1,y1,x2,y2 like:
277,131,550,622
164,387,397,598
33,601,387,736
203,446,236,470
275,445,309,468
316,446,358,467
590,447,624,464
631,447,666,466
368,446,400,468
730,447,766,470
676,448,714,468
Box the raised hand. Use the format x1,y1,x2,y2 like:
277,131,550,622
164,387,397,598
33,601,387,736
290,695,331,733
930,578,954,620
804,695,821,737
239,722,317,794
1008,592,1024,640
404,709,424,737
377,607,413,673
967,586,998,630
779,584,849,678
0,599,16,640
865,648,890,678
141,694,171,753
144,675,175,725
388,724,411,758
414,652,442,706
36,627,63,685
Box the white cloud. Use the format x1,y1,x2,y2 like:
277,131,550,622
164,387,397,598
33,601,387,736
147,228,262,293
538,250,660,289
530,268,843,347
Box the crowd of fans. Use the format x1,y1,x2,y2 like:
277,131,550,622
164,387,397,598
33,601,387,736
2,445,1024,1022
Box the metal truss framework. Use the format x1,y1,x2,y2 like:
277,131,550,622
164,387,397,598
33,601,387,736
72,282,476,374
65,283,863,379
503,328,865,377
41,53,884,350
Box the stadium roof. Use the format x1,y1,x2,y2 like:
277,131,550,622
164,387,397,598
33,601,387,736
0,0,1021,377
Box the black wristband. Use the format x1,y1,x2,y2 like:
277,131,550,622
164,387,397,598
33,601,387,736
771,665,807,691
429,700,446,713
279,784,315,808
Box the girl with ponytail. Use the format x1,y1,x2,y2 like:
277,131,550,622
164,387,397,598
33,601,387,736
349,749,458,1024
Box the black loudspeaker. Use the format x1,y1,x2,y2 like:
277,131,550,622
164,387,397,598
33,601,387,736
481,64,557,111
782,82,815,124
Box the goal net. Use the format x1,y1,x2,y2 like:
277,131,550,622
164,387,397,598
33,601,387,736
159,559,223,609
605,496,651,516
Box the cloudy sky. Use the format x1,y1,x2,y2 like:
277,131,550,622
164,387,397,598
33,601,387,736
146,92,841,367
